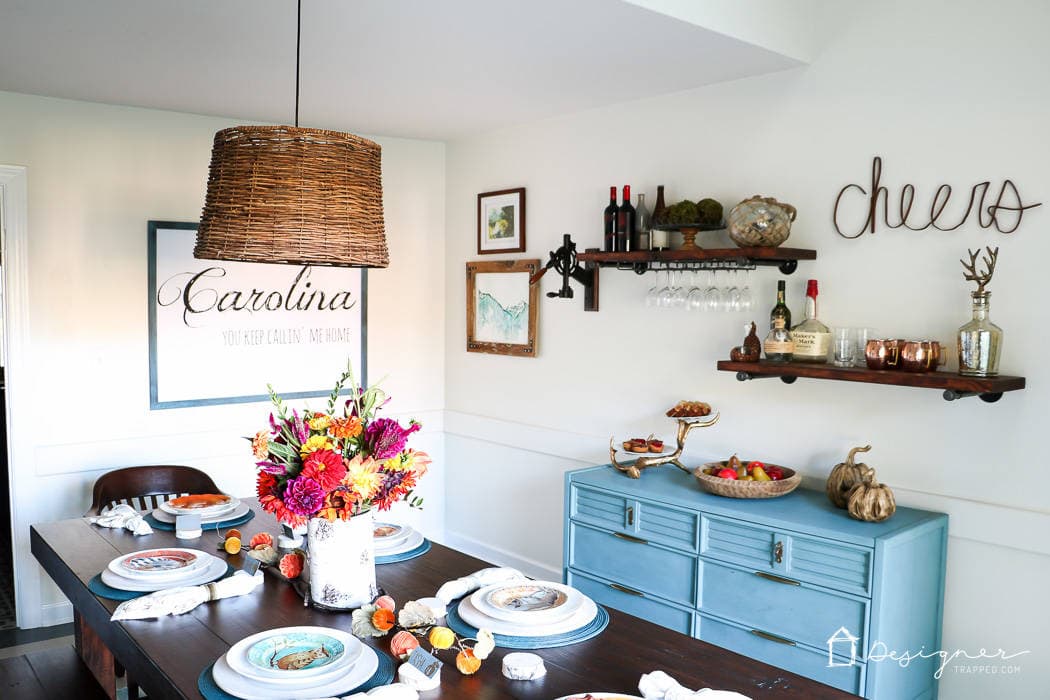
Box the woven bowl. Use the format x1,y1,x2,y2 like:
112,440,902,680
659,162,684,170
693,461,801,499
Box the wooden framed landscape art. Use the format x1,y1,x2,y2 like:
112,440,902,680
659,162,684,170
477,187,526,254
147,220,366,409
466,259,539,357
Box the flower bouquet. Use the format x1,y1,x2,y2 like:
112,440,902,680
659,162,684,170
251,363,429,608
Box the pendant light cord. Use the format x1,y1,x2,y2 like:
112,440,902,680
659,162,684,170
294,0,301,128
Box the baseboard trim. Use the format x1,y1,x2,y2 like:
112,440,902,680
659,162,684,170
39,601,73,628
443,530,561,581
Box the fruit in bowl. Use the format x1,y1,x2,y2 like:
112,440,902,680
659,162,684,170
704,458,786,481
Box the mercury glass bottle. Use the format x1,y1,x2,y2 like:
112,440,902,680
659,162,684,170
957,291,1002,376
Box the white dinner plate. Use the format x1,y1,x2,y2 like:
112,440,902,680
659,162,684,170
213,644,379,700
374,528,423,555
151,500,250,525
372,522,406,542
100,553,227,592
106,547,209,581
226,626,363,683
457,592,598,637
158,495,239,518
555,694,645,700
470,580,584,626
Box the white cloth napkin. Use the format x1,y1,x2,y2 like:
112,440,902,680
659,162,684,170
110,570,264,621
89,504,153,535
639,670,752,699
435,566,526,604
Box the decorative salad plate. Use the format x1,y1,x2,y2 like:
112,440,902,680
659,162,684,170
114,548,202,576
459,591,598,636
471,581,584,625
159,494,238,518
101,553,226,591
152,500,249,524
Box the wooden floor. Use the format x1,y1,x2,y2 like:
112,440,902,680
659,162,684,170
1,645,110,699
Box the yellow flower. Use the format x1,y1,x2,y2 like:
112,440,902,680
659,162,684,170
428,626,455,650
307,413,332,432
300,434,333,457
401,450,431,478
342,454,381,500
383,454,407,472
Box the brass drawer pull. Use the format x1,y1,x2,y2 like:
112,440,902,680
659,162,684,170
755,571,801,586
609,582,645,597
750,629,797,646
613,532,648,545
626,505,634,526
774,540,784,564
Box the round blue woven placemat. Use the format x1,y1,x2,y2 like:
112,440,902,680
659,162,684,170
88,563,235,601
446,599,609,649
375,538,430,565
144,510,255,533
197,647,396,700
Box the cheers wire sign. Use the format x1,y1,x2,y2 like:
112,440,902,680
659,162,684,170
833,156,1042,238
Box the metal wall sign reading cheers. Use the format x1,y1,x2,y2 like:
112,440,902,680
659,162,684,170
147,221,365,409
833,156,1042,238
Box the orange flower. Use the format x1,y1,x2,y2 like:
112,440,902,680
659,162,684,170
279,551,304,579
402,450,431,478
371,607,396,632
251,430,269,459
329,416,363,439
317,489,357,521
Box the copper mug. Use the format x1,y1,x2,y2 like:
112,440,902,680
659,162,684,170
865,339,904,370
900,340,943,372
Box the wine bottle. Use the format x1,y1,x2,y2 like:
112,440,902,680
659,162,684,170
651,185,668,251
634,193,651,251
616,185,635,252
792,279,831,363
603,186,618,252
764,280,794,362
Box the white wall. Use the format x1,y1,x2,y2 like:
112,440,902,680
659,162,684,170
443,1,1049,697
0,90,447,627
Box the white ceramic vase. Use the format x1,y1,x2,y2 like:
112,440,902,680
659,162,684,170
306,511,377,609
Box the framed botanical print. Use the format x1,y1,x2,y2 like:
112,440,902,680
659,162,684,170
466,259,539,357
477,187,526,254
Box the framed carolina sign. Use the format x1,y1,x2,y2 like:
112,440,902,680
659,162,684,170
147,221,366,409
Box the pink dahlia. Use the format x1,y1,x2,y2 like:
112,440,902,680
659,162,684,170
364,418,421,460
283,476,325,517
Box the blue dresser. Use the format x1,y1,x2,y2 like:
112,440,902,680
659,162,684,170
563,465,948,699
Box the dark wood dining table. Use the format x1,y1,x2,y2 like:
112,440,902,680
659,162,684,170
31,503,856,699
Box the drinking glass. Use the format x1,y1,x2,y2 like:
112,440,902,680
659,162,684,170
687,271,706,312
726,270,742,311
657,271,678,308
670,270,689,308
833,328,856,367
854,327,877,367
645,270,666,307
704,270,722,312
739,270,754,312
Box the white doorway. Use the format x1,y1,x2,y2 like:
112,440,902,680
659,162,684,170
0,165,32,629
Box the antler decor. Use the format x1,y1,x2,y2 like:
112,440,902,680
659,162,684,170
610,414,720,478
960,246,998,294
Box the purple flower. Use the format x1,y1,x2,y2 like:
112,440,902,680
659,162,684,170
364,418,421,460
282,476,325,517
256,460,288,476
289,410,309,443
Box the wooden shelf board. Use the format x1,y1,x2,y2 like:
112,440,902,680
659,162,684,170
577,247,817,264
716,360,1025,394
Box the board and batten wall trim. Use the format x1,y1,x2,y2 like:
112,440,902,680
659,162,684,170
444,409,1050,560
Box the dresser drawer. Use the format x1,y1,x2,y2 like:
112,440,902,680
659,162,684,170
699,559,869,658
636,500,699,552
568,522,697,606
567,568,693,635
702,515,873,596
571,486,630,531
697,614,865,696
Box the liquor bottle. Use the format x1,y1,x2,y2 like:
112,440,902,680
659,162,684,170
764,280,794,362
603,186,618,252
634,193,651,251
651,185,669,251
792,279,831,363
616,185,635,252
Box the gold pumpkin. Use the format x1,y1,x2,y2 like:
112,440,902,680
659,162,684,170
826,444,872,509
847,471,896,522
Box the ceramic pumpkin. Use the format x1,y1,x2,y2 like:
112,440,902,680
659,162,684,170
847,473,896,523
826,444,873,509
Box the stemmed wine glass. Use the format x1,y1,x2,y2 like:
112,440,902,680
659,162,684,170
670,270,689,309
739,270,754,312
645,270,666,307
687,270,706,312
657,270,678,308
726,270,742,311
704,269,722,312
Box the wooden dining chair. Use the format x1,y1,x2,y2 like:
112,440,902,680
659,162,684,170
83,464,222,699
86,465,221,515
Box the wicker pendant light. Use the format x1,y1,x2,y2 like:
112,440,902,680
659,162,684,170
194,1,388,268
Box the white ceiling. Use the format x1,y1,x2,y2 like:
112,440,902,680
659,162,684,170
0,0,805,141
